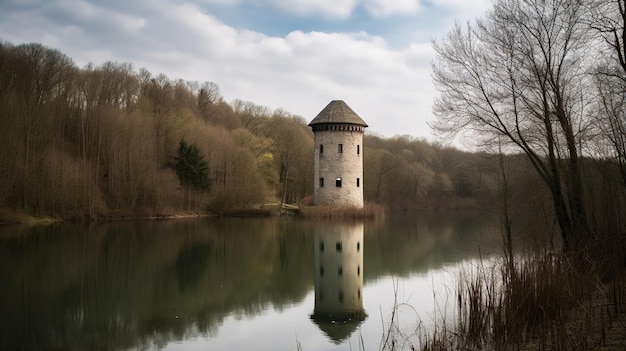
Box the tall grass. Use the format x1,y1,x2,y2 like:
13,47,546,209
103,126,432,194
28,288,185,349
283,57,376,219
374,219,626,351
299,202,385,220
403,241,626,351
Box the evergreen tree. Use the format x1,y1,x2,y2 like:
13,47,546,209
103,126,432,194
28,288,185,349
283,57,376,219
174,140,210,192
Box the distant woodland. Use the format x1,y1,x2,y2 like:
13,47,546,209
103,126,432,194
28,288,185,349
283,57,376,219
0,40,616,221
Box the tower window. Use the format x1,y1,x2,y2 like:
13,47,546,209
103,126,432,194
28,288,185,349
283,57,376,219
336,177,342,187
320,265,324,276
320,144,324,154
357,178,360,187
320,241,324,252
357,145,360,154
338,291,344,303
319,177,324,187
338,144,343,154
336,242,342,252
357,242,360,252
338,266,343,276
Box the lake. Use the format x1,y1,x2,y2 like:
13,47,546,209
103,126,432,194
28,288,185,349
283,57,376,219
0,211,504,350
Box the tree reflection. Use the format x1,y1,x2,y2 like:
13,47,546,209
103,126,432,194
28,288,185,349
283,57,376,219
0,213,505,350
0,218,314,350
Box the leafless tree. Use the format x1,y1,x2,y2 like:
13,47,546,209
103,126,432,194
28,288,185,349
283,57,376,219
432,0,592,250
586,0,626,187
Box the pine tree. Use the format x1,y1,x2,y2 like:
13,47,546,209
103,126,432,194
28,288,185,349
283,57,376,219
174,140,210,210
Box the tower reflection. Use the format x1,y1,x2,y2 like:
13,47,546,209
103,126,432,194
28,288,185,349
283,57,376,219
311,222,366,343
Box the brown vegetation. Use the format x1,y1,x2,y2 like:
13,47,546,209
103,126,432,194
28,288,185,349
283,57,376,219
407,243,626,351
378,232,626,350
299,202,385,220
0,40,527,221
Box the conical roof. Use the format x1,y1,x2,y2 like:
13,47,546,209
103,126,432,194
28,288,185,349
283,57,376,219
310,311,367,344
308,100,368,127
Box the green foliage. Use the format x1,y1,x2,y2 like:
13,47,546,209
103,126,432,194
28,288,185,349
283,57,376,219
174,140,210,192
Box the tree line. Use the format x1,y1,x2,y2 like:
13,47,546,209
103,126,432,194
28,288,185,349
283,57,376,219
0,38,598,221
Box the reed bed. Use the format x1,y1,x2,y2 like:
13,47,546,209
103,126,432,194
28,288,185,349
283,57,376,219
299,202,385,220
386,242,626,351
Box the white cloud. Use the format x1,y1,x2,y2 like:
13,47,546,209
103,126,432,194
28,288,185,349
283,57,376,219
269,0,359,18
152,4,433,136
196,0,359,18
0,0,464,139
196,0,241,4
364,0,421,17
54,0,147,31
431,0,492,18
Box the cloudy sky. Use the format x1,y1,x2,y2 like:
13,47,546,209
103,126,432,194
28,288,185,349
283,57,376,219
0,0,492,140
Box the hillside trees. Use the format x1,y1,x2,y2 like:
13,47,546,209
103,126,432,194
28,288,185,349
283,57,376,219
0,43,77,214
0,39,544,219
362,134,499,209
259,111,313,206
432,0,593,250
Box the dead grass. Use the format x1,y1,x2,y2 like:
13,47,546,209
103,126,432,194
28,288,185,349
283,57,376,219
299,202,385,220
403,243,626,351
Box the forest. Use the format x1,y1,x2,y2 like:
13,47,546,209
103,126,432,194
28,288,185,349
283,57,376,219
0,40,527,220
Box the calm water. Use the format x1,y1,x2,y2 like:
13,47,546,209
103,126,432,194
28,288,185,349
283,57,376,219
0,212,502,350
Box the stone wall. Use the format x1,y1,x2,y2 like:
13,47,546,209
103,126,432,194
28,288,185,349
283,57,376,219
313,127,364,207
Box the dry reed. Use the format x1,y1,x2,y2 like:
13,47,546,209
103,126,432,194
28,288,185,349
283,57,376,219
310,232,626,351
299,202,385,220
408,244,626,351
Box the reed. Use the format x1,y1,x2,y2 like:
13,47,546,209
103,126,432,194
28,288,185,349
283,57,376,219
302,232,626,351
408,243,626,351
299,202,385,220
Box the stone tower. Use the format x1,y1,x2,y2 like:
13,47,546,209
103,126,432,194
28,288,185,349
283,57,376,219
308,100,368,208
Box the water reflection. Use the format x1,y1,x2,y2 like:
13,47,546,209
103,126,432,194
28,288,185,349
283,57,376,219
311,222,366,343
0,218,315,350
0,212,507,350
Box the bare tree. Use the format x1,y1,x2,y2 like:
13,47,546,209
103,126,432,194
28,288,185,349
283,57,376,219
586,0,626,187
587,0,626,75
232,99,270,134
432,0,592,250
9,44,75,211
